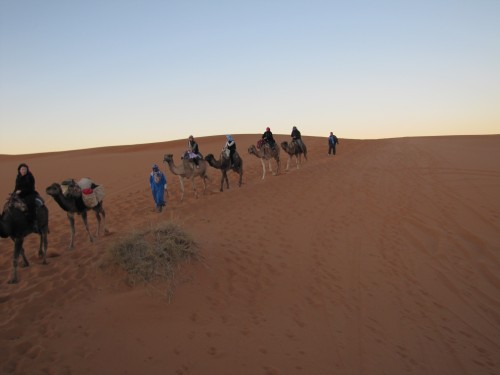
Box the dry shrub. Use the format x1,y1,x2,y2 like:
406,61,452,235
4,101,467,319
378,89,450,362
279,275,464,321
102,221,199,296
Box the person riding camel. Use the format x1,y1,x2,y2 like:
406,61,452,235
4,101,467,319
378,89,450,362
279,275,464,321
291,126,305,152
223,135,237,166
262,127,276,150
187,135,202,168
13,163,39,230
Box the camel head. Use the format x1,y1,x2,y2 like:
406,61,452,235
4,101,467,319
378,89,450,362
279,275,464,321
205,154,215,163
163,154,174,164
248,145,258,155
280,141,289,151
46,183,62,197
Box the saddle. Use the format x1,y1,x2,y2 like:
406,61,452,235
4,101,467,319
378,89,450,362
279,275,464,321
6,192,45,212
61,178,104,208
6,193,28,212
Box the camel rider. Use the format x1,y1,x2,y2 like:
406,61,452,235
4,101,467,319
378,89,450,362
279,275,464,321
13,163,38,229
262,127,276,149
187,135,202,168
291,126,305,152
223,135,236,166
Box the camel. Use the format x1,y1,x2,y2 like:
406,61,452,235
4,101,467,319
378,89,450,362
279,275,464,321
205,150,243,192
0,194,49,284
280,140,308,171
247,143,281,179
163,154,209,201
46,180,107,249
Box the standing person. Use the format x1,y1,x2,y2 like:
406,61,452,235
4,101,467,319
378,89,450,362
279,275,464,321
328,132,339,156
223,134,236,165
14,163,38,227
262,127,276,149
291,126,305,152
149,164,167,212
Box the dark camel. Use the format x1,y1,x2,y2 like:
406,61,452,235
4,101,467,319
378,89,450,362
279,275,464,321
205,150,243,192
280,140,308,171
0,194,49,284
247,143,281,179
46,181,107,249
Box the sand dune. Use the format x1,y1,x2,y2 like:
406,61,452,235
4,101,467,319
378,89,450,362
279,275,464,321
1,134,499,375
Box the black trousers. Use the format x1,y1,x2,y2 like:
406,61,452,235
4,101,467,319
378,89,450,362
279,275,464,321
328,144,336,155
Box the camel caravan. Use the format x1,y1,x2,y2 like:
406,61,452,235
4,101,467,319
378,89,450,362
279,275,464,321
2,129,313,283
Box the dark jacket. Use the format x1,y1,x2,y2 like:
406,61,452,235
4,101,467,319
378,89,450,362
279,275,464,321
262,130,275,145
329,134,339,145
188,140,200,155
291,128,301,140
14,163,36,198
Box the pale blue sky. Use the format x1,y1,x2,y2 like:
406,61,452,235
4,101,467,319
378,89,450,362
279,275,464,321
1,0,499,154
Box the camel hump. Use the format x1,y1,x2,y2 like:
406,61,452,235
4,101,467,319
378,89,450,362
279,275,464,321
61,179,81,197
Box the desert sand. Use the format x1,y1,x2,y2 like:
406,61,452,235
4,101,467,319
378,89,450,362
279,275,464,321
1,134,499,375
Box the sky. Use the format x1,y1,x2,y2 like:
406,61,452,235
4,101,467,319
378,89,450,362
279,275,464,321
1,0,499,155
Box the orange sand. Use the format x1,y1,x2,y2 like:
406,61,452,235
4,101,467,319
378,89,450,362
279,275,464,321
1,134,499,375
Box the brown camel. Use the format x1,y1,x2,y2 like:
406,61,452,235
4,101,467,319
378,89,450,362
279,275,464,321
247,143,281,179
280,140,308,171
205,150,243,192
163,154,209,201
0,193,49,283
46,180,107,249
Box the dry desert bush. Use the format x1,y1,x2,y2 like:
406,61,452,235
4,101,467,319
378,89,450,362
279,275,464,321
101,221,200,298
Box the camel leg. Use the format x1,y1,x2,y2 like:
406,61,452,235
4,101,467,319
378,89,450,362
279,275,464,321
178,176,185,201
100,205,109,234
220,171,229,192
269,160,276,176
20,246,29,267
238,170,243,187
191,177,198,199
260,159,266,180
67,212,76,249
93,205,106,237
80,211,94,244
202,176,208,194
275,158,281,176
38,232,48,265
8,238,25,284
286,155,291,171
94,210,101,238
219,173,224,192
